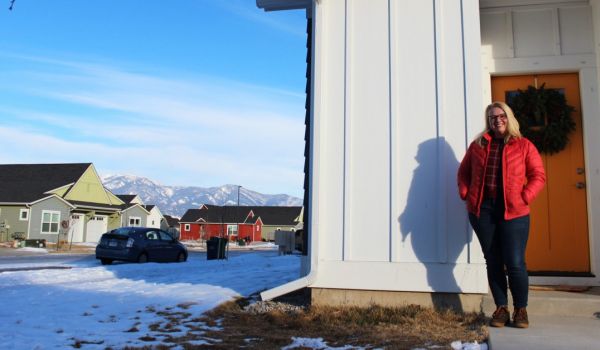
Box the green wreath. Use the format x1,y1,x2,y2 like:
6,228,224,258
507,84,576,155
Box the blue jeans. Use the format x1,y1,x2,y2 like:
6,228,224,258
469,198,530,308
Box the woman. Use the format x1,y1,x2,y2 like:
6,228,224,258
457,101,545,328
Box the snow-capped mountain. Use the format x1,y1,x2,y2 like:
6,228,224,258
101,174,303,217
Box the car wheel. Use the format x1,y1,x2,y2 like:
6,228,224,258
138,253,148,263
100,259,112,265
176,252,186,263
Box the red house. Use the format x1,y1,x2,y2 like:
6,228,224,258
179,205,263,242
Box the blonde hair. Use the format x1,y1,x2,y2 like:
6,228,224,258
476,101,522,145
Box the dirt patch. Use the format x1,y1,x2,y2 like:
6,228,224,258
143,291,487,349
43,242,96,254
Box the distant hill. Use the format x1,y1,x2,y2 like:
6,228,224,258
101,174,303,217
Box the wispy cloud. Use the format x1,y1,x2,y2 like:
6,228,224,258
0,54,306,196
215,0,307,38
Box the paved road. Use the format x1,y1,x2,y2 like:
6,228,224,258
0,248,278,270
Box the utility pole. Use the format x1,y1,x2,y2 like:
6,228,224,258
236,185,242,243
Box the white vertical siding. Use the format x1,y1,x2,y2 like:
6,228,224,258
437,0,477,265
317,0,345,261
461,0,486,264
559,7,594,55
481,3,594,60
480,10,512,59
390,0,439,263
580,66,600,286
311,0,486,292
345,0,391,261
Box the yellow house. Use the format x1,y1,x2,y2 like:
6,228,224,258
0,163,124,243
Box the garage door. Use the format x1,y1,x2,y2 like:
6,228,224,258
85,215,108,243
70,214,85,243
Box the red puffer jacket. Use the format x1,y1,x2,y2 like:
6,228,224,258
457,133,546,220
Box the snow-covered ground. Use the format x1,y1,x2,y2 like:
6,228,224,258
0,251,300,349
182,240,279,251
0,249,488,350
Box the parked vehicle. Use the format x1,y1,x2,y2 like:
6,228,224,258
96,227,187,265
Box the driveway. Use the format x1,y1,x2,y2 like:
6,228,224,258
0,248,277,273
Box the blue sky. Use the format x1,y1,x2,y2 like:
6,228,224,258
0,0,307,198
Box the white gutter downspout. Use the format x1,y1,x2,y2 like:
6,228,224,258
26,203,31,239
260,271,317,301
261,0,319,301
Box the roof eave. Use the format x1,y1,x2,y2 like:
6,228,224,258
256,0,311,11
121,203,150,215
30,195,76,209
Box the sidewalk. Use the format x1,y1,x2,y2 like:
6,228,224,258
488,314,599,350
483,287,600,349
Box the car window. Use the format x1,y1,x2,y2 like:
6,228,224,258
159,231,173,241
112,227,134,236
145,231,160,240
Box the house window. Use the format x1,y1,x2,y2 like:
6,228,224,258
129,217,141,227
41,210,60,234
227,225,238,236
19,209,29,221
184,224,190,231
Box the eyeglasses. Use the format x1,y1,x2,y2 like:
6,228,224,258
488,113,507,121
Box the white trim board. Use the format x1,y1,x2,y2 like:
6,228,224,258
312,260,488,294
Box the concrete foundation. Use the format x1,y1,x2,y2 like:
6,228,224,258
311,288,485,313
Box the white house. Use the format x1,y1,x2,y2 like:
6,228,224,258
117,195,166,230
258,0,600,310
144,205,168,230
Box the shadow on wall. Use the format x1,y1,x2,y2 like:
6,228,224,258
399,137,472,312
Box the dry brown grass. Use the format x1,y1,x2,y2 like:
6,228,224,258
151,295,488,350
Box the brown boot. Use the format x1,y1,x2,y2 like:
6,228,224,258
490,306,510,327
513,307,529,328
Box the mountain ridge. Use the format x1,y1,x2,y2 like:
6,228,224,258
102,174,302,217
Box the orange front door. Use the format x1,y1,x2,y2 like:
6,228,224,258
491,73,590,274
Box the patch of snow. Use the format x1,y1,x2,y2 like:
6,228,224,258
72,242,98,247
282,337,365,350
185,339,212,346
450,341,488,350
0,252,300,349
16,247,48,253
181,241,278,251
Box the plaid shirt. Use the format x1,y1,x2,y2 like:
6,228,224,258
484,138,503,198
